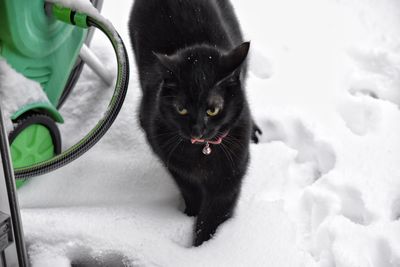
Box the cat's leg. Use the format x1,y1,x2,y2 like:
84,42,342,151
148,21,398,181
251,120,262,144
193,185,240,246
169,170,203,217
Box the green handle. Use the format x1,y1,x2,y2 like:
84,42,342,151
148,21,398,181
52,4,88,28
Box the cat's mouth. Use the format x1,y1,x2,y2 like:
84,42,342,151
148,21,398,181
190,131,229,145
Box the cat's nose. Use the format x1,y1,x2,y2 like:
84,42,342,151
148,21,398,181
191,126,203,139
191,134,203,140
191,132,203,139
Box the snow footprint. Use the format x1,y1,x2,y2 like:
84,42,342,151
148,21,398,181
69,246,134,267
28,243,136,267
390,196,400,221
347,47,400,107
335,185,373,225
339,47,400,136
338,94,382,136
298,184,375,264
257,118,336,180
301,184,372,239
71,252,131,267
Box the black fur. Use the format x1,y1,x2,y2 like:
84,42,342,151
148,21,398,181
129,0,260,246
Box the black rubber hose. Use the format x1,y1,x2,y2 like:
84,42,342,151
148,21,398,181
14,16,129,179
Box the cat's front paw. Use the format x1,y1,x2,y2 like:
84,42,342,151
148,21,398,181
184,206,199,217
193,228,213,247
251,123,263,144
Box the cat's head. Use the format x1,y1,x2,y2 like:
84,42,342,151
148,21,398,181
154,42,250,142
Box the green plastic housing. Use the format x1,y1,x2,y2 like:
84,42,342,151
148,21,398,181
11,124,56,188
0,0,89,185
0,0,87,111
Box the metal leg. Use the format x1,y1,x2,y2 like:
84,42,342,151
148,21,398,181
1,253,6,267
0,107,28,267
79,44,114,86
85,0,104,45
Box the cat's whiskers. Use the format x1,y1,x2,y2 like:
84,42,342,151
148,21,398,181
222,141,240,161
150,130,179,139
219,143,235,171
215,131,242,149
216,132,242,163
166,138,183,167
222,145,241,165
223,137,244,150
159,134,181,150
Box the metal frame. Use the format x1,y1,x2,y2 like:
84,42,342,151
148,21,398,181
0,107,28,267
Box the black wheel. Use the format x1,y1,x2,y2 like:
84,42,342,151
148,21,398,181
9,113,61,187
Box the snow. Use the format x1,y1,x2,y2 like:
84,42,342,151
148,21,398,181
0,60,51,133
2,0,400,266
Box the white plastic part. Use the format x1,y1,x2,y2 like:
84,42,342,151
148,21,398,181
79,44,114,86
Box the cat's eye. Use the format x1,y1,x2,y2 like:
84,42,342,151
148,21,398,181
206,107,220,116
176,106,188,115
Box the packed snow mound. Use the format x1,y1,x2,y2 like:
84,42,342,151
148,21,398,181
11,0,400,266
0,60,51,133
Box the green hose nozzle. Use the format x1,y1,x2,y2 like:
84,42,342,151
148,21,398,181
49,3,89,28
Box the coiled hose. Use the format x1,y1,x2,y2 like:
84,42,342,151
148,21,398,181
14,5,129,179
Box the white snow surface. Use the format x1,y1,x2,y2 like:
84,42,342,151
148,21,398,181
0,60,51,133
11,0,400,266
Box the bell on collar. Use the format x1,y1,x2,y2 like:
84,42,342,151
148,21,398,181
202,142,212,155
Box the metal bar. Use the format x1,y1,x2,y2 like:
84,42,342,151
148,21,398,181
79,44,114,86
85,0,104,45
0,107,28,267
1,253,6,267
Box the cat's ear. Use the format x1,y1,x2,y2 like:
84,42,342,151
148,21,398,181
153,52,176,72
221,42,250,75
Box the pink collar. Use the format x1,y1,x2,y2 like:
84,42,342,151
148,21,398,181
190,131,229,145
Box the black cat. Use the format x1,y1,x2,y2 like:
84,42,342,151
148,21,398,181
129,0,261,246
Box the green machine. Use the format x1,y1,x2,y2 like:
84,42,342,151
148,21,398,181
0,1,129,266
0,0,129,187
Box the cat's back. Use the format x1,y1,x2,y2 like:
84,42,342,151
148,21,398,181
129,0,243,58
